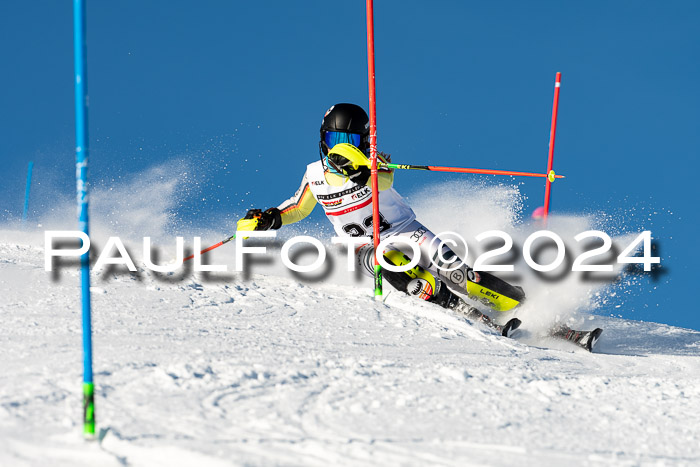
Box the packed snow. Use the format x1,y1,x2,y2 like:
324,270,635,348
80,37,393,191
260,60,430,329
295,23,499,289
1,176,698,466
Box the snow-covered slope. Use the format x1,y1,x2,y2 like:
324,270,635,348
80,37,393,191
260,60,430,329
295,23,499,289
1,233,699,467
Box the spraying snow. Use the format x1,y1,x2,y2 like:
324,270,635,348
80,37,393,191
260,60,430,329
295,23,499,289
1,167,695,466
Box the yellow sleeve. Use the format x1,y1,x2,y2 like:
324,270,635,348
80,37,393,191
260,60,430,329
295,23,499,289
276,171,317,225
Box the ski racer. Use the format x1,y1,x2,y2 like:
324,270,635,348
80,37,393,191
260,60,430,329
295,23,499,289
235,103,526,334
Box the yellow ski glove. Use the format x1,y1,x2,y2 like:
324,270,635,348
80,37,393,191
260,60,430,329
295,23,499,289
236,208,282,238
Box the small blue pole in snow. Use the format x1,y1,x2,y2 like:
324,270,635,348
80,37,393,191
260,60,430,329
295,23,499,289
22,161,34,225
73,0,95,438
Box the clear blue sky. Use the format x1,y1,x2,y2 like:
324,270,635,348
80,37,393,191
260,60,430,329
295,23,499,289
1,1,698,329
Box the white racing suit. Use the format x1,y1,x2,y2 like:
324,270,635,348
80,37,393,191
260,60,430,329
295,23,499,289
276,158,525,312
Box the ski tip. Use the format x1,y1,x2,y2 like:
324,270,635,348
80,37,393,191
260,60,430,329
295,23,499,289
586,328,604,352
501,318,522,338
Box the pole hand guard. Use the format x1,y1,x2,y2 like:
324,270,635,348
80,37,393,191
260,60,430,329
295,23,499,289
327,143,372,185
327,143,371,170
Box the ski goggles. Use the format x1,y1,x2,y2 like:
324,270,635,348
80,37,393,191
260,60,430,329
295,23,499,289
324,131,362,149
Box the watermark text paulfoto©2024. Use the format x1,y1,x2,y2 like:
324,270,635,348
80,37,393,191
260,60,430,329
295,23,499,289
44,230,660,275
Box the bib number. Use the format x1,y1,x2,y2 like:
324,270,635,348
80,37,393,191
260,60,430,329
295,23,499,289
342,214,392,237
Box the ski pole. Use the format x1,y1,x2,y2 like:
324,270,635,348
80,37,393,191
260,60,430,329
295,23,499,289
183,234,236,262
380,162,563,180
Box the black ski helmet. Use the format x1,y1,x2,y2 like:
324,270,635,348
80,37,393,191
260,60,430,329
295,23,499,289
319,103,370,155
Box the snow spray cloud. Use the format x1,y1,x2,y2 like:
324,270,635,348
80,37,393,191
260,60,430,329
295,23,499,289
404,180,663,332
38,177,661,330
10,160,202,242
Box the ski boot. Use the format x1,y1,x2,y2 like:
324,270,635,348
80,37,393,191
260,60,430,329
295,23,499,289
382,251,521,337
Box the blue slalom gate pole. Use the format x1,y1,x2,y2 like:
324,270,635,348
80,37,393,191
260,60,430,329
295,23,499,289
21,161,34,225
73,0,95,438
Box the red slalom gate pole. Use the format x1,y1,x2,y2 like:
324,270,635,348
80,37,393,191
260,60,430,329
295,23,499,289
543,72,562,223
366,0,382,299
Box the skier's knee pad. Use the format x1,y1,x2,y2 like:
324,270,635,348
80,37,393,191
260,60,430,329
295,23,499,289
383,250,433,281
381,250,460,310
